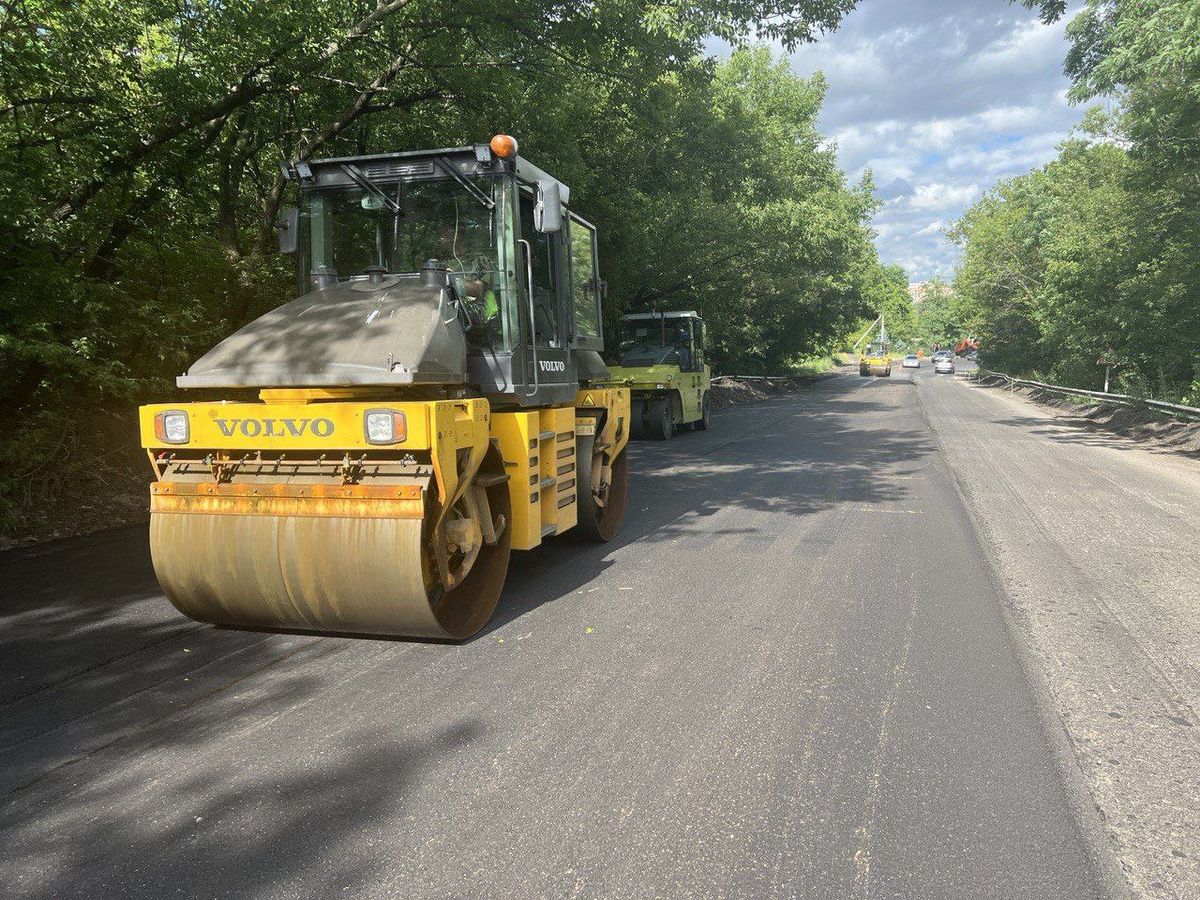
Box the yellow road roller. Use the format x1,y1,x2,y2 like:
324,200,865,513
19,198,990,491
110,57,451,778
139,135,629,639
608,311,712,439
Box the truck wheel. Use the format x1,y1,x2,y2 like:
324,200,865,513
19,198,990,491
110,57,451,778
630,398,646,440
647,398,673,440
693,393,712,430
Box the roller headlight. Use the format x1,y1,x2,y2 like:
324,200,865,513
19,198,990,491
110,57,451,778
154,410,190,444
364,409,407,444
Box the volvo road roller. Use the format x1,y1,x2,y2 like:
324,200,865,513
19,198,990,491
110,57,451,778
139,135,629,639
854,315,892,377
608,311,711,439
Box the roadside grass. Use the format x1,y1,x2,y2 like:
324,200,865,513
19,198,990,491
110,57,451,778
789,354,848,377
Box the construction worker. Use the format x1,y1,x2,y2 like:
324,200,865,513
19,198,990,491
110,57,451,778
437,224,499,335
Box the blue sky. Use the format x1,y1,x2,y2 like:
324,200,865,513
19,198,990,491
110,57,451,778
714,1,1087,282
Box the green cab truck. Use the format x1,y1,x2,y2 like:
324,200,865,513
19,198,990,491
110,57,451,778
608,311,712,440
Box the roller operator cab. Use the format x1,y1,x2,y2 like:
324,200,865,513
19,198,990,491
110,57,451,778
138,135,630,639
607,311,712,439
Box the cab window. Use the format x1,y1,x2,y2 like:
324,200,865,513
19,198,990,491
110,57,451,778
568,216,602,348
518,190,560,347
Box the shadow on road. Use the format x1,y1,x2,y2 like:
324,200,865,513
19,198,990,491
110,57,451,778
485,377,929,634
3,720,483,898
987,412,1200,460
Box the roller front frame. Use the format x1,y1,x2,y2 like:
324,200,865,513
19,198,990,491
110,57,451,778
140,387,629,638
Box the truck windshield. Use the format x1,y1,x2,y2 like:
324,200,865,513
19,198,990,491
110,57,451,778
620,345,680,367
304,175,500,283
617,318,692,366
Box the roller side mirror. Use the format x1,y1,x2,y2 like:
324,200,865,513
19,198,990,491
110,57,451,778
277,206,299,254
533,181,562,233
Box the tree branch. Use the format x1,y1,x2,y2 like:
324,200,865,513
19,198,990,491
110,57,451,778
50,0,416,223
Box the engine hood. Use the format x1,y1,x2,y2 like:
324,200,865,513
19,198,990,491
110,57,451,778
177,276,467,389
606,363,681,385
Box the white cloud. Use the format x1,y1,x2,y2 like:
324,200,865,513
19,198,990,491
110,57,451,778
962,14,1070,80
770,0,1087,279
904,183,981,211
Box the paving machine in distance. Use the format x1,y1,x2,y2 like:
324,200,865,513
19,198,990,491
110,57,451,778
854,314,893,377
860,344,893,377
607,311,712,439
955,337,980,358
139,135,630,639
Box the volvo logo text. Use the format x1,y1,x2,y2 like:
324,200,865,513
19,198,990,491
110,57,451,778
213,418,335,438
538,360,566,373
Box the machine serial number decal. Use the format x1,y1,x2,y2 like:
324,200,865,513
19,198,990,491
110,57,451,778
213,417,335,438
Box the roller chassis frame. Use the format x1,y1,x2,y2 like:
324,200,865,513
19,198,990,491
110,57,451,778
609,371,712,441
140,385,629,638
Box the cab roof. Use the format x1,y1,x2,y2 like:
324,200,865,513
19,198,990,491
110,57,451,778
284,145,571,203
621,311,702,321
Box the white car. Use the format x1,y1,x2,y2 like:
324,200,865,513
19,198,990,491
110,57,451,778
934,356,955,374
901,354,921,369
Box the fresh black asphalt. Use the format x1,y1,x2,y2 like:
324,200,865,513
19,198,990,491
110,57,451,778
0,371,1110,899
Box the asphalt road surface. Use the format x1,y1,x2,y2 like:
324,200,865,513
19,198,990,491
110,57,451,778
8,363,1193,899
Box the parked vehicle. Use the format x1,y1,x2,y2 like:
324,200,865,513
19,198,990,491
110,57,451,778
608,311,711,439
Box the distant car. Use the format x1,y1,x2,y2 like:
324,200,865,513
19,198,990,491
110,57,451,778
934,356,955,374
901,354,920,368
933,349,953,360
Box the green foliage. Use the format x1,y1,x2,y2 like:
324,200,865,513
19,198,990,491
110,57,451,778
956,1,1200,399
855,262,913,346
603,47,881,373
909,280,958,351
952,134,1199,396
0,0,882,538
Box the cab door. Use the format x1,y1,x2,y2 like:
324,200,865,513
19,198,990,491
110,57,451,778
566,214,603,352
517,186,571,396
678,318,703,422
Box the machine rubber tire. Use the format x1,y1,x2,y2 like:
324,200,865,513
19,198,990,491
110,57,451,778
693,393,712,430
630,398,646,440
647,398,673,440
575,433,628,542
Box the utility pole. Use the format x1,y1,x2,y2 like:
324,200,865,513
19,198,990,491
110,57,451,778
1098,354,1116,393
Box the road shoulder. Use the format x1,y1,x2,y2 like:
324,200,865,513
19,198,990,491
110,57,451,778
921,377,1199,900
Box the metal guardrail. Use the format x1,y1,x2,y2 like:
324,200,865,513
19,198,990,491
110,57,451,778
972,370,1200,421
712,375,789,382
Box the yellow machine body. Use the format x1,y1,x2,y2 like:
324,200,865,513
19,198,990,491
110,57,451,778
141,140,633,640
859,353,893,377
140,387,629,639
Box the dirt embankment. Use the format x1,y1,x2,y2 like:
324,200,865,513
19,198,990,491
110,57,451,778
975,376,1200,456
709,369,849,408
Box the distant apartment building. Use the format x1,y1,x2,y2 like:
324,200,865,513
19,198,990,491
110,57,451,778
908,281,950,305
